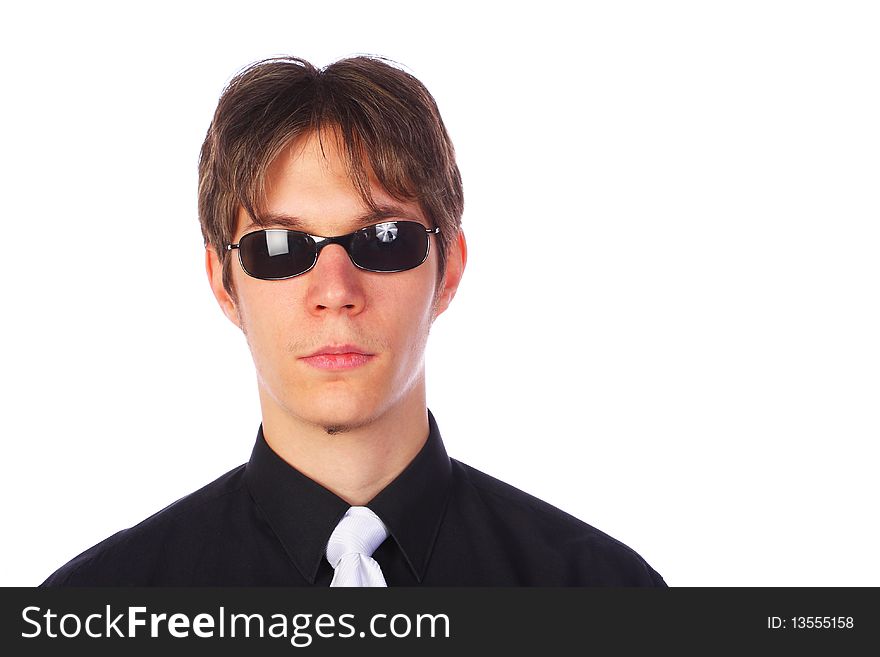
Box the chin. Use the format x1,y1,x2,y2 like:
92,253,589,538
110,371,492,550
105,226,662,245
293,393,382,433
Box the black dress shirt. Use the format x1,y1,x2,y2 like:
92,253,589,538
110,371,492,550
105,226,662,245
42,411,665,586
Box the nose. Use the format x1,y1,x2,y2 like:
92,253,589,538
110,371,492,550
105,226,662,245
304,243,367,316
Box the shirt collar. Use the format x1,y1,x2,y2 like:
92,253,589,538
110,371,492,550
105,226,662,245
244,409,453,584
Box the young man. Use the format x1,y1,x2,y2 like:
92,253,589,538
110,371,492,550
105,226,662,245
43,56,665,586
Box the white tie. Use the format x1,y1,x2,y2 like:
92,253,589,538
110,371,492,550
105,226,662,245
326,506,389,587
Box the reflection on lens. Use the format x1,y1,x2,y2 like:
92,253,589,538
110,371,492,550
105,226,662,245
375,222,399,243
265,230,290,256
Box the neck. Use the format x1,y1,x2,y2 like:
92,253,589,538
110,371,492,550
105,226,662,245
258,387,430,506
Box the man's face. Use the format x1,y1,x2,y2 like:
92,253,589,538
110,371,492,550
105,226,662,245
207,130,465,433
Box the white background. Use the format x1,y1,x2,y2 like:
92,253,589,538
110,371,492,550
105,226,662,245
2,1,877,587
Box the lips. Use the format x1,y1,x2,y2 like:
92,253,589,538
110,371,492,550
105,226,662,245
300,344,375,371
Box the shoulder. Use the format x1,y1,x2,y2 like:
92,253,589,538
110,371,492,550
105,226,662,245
450,459,666,586
41,464,248,586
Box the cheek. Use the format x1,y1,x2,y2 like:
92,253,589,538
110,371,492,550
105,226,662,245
236,284,299,359
380,280,436,352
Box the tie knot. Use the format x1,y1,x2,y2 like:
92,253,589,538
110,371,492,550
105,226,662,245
326,506,389,568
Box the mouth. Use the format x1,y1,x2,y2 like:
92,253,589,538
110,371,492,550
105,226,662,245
299,344,375,371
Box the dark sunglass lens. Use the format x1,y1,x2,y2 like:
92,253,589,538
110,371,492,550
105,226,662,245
238,230,316,279
350,221,429,272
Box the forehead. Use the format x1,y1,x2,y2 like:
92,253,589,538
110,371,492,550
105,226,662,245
236,130,426,237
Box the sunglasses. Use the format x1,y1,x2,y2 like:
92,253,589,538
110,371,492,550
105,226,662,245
226,220,440,280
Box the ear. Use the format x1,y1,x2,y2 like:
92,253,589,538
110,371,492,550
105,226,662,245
433,229,467,319
205,245,242,328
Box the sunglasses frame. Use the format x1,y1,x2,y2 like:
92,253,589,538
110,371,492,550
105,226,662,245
226,221,441,281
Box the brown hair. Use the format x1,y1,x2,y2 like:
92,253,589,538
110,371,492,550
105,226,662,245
197,56,464,298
